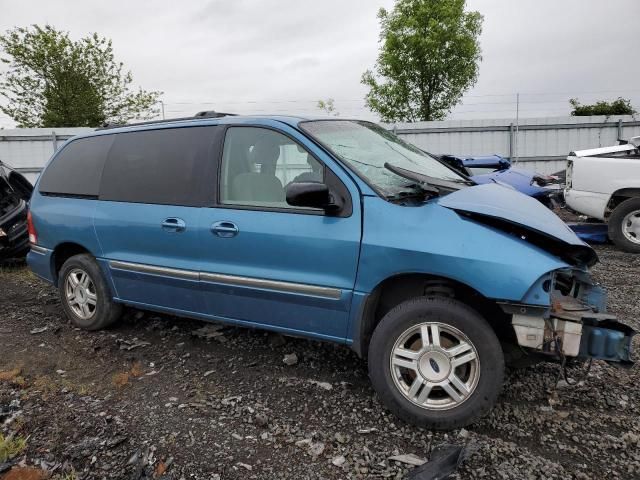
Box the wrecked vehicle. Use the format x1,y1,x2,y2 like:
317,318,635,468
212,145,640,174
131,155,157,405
565,136,640,252
26,116,634,429
0,160,32,261
436,153,562,208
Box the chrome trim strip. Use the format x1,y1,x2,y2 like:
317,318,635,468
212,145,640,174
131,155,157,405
30,245,51,255
108,260,342,299
109,260,199,281
200,272,342,299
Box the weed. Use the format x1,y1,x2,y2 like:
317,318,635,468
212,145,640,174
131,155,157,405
0,367,26,387
32,375,91,398
111,372,130,388
0,432,27,462
52,470,78,480
129,361,143,378
112,362,144,388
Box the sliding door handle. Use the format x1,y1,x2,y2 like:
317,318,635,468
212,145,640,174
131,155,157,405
161,217,186,232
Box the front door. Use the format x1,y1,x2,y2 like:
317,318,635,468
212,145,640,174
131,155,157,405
198,124,362,341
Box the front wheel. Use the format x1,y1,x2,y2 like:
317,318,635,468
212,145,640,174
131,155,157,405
368,297,504,429
608,197,640,253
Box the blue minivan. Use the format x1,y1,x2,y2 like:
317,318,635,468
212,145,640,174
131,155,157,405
27,114,634,429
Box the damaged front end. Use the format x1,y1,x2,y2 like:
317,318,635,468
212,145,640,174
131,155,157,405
437,182,634,366
505,269,635,367
0,161,32,261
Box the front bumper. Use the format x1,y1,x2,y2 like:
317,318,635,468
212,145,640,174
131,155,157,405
508,270,635,366
0,200,29,260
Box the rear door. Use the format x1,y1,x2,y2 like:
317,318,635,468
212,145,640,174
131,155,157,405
198,123,362,341
94,126,222,314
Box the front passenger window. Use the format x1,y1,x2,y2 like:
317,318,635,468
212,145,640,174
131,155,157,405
219,127,324,209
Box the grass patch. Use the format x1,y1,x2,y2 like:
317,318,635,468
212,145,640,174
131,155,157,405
0,432,27,462
0,367,26,387
0,264,32,279
112,361,144,388
32,375,92,398
52,471,78,480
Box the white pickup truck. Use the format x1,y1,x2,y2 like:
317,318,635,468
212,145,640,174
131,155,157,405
565,136,640,252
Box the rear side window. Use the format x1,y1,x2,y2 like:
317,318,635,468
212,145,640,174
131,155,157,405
39,135,113,196
99,126,218,206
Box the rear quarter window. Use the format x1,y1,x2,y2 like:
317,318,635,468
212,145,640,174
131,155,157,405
99,126,219,206
39,135,113,197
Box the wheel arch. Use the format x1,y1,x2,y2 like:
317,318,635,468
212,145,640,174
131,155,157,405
352,272,513,359
605,188,640,218
50,242,92,286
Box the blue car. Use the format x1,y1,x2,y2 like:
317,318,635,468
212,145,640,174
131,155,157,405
437,154,562,208
27,115,634,429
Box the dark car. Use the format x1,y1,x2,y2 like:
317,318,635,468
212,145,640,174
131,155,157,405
436,154,562,208
0,160,33,260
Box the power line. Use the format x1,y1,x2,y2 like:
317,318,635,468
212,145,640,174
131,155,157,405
157,88,640,106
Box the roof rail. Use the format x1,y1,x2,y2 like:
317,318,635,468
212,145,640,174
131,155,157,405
96,111,237,130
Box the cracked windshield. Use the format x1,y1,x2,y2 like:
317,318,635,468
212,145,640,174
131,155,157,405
302,120,465,194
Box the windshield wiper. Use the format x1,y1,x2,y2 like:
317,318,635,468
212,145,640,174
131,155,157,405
384,163,473,191
385,183,440,203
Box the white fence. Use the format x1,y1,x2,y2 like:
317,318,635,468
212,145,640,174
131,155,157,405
2,115,640,184
390,115,640,174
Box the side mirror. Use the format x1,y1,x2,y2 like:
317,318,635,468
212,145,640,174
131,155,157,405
285,182,342,213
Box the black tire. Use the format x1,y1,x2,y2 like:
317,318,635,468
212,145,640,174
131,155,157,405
368,297,504,430
58,253,122,330
608,198,640,253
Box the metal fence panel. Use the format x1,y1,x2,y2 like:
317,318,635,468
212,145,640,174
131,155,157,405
2,116,640,183
390,115,640,174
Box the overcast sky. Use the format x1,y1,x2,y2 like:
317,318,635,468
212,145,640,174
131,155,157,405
1,0,639,128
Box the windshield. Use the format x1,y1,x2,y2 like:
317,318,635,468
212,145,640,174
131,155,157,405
300,120,466,195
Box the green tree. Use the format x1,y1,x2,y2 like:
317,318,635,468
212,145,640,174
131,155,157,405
316,98,339,116
0,25,161,127
362,0,483,122
569,97,636,116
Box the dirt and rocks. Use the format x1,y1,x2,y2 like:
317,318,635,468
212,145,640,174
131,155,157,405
0,245,639,479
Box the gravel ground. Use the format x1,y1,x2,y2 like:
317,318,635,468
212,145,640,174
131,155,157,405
0,245,639,480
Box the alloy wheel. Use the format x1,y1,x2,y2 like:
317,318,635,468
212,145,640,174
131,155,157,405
390,322,480,410
64,268,98,320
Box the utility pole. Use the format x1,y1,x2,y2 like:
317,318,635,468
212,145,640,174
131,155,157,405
514,93,520,164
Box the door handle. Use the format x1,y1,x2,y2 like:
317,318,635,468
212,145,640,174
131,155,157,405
161,217,186,232
211,221,239,238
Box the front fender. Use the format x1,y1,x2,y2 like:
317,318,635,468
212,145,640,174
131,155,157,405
356,197,569,304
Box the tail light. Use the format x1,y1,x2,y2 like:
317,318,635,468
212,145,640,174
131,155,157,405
27,210,37,244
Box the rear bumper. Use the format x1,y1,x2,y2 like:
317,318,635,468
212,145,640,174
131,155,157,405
26,244,55,284
0,200,29,260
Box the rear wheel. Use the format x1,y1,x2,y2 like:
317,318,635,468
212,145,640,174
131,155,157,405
368,297,504,429
608,197,640,253
58,254,122,330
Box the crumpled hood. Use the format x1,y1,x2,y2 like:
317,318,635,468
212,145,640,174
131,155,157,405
471,168,546,196
438,183,597,266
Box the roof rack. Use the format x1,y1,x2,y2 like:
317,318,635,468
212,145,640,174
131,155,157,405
96,110,237,130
